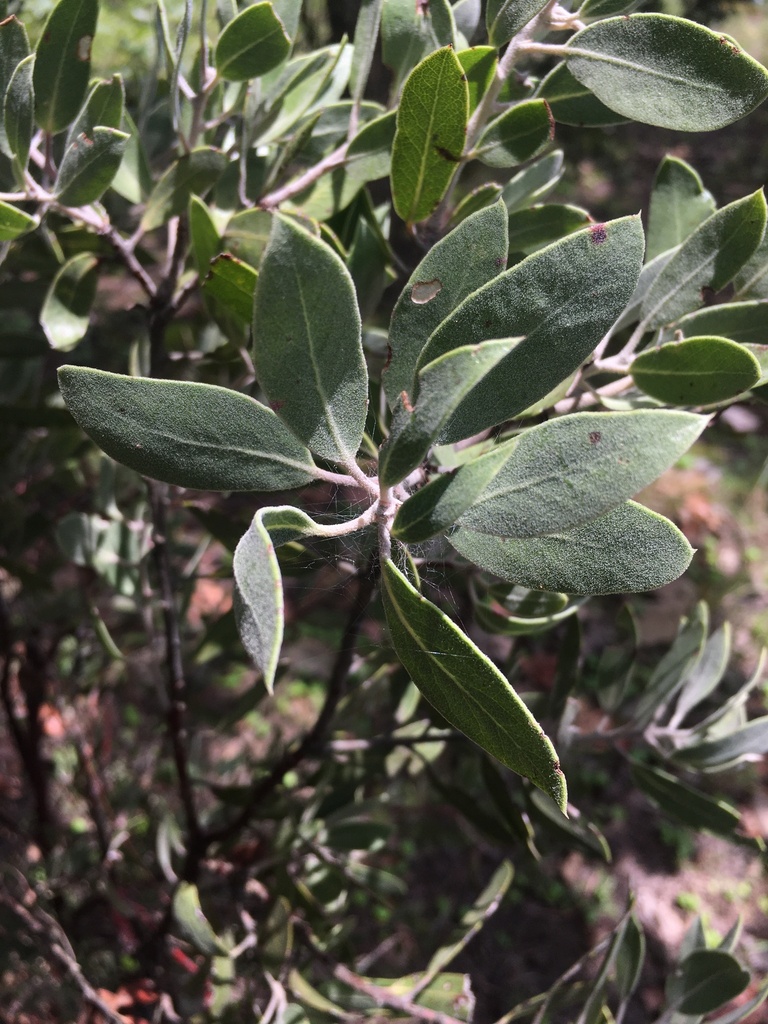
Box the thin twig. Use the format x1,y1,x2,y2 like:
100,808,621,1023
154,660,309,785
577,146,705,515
333,964,468,1024
148,481,202,849
259,142,349,210
105,225,157,299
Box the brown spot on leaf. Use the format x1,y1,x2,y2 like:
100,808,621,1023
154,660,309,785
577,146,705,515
589,431,601,444
590,223,607,244
77,35,93,61
270,399,285,412
495,255,508,268
384,344,393,371
411,278,442,304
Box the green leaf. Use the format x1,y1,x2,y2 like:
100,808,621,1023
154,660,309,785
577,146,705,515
252,214,368,464
705,982,768,1024
502,149,564,212
234,506,327,692
189,194,221,276
381,0,456,93
215,1,291,82
141,147,228,232
41,253,98,351
508,204,592,255
536,60,629,126
222,208,272,267
350,0,383,102
33,0,99,134
381,558,567,810
391,47,468,224
172,882,229,956
111,110,152,204
417,216,644,442
474,587,582,638
202,253,258,326
449,183,503,228
615,915,645,1003
486,0,548,47
672,623,731,725
640,191,767,330
457,410,707,537
4,52,34,180
675,715,768,770
67,74,124,143
474,99,553,168
734,230,768,299
671,950,750,1015
0,199,37,240
631,337,761,406
450,500,693,595
634,602,708,724
384,198,509,406
55,126,129,206
57,367,318,491
566,15,768,131
379,338,520,487
0,16,29,158
661,301,768,348
630,762,741,836
456,46,497,114
646,156,716,262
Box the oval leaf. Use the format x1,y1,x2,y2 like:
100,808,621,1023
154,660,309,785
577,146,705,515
4,52,34,179
474,99,553,169
662,301,768,347
252,214,368,464
503,149,564,212
215,1,291,82
450,500,693,594
384,198,509,407
41,253,98,350
0,15,30,158
673,950,750,1015
55,126,130,206
417,216,644,442
458,409,707,537
566,15,768,131
646,156,716,262
33,0,99,133
631,336,761,405
381,558,567,811
234,506,326,692
57,367,318,491
640,191,767,330
391,47,468,224
172,883,229,956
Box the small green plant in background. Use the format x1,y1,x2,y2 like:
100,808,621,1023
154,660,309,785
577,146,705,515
1,0,768,1020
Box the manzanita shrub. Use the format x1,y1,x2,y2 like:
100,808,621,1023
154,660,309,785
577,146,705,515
2,0,768,1018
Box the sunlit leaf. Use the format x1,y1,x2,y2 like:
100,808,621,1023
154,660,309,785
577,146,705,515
487,0,549,47
382,559,567,810
536,61,629,126
33,0,98,133
215,1,291,81
631,337,761,405
173,882,229,956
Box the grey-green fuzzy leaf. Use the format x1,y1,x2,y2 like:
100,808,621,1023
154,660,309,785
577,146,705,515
646,156,716,262
57,367,318,491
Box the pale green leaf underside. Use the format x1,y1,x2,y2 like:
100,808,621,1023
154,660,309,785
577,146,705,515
252,214,368,464
458,409,707,536
566,15,768,131
640,191,767,329
487,0,549,47
42,254,98,351
384,199,509,407
57,367,317,491
234,506,325,692
646,155,716,262
450,500,693,594
381,559,567,811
